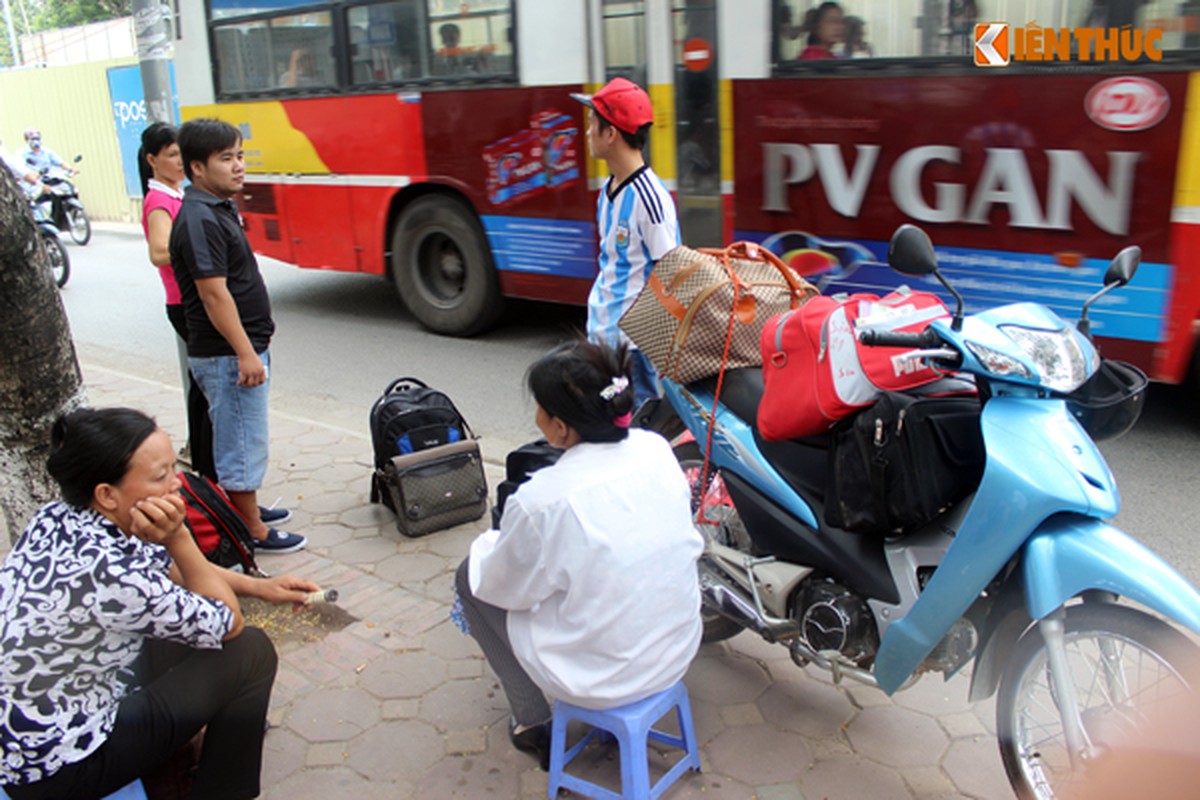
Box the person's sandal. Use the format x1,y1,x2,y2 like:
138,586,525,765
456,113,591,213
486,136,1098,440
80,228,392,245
509,718,551,771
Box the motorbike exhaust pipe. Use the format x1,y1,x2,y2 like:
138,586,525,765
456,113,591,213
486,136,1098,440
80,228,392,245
700,562,799,643
700,562,891,691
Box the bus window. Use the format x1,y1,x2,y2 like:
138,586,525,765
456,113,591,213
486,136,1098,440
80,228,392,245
212,11,335,94
427,0,514,79
210,0,314,19
773,1,927,61
348,1,425,83
603,0,648,88
773,0,1198,65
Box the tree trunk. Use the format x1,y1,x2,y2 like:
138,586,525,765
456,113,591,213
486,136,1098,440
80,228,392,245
0,168,85,544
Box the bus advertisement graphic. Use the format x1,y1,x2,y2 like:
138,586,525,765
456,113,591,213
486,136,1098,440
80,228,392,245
734,72,1191,371
482,109,579,206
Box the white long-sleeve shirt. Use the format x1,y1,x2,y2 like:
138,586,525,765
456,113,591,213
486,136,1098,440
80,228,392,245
0,145,31,180
469,429,703,709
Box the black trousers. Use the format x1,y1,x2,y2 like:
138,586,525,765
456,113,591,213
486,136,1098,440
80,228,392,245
166,304,217,482
6,627,278,800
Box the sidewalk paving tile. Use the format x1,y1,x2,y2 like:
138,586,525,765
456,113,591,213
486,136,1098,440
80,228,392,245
800,756,913,799
845,706,949,769
940,737,1012,800
71,361,1018,800
704,724,813,785
757,677,856,739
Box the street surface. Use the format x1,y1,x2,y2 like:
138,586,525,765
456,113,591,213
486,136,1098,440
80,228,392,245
61,226,1200,585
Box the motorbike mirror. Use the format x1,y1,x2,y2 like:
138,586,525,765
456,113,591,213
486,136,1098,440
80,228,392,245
1078,245,1141,340
1104,245,1140,287
887,224,938,277
888,224,965,330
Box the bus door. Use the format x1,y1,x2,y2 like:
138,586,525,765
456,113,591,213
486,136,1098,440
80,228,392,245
671,0,720,247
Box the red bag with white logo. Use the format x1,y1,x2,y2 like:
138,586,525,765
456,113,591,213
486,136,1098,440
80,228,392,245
758,288,953,440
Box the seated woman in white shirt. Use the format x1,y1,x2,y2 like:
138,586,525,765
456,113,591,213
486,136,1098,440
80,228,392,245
455,340,704,769
0,407,318,799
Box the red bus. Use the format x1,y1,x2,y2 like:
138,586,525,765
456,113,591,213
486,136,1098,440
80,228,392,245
175,0,1200,383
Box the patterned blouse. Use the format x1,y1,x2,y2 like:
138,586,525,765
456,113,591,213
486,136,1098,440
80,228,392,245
0,502,233,786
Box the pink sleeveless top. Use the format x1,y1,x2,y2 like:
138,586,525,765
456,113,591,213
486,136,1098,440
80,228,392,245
141,185,184,306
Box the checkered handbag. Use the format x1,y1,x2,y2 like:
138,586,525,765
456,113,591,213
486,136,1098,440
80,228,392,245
380,439,488,537
619,242,817,384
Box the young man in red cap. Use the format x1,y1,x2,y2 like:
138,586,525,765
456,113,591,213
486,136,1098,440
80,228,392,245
570,77,680,406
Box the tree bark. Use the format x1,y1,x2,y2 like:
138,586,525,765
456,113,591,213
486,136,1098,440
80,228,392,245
0,167,85,544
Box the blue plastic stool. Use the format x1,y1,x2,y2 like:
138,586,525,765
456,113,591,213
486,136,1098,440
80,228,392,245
547,679,701,800
0,779,146,800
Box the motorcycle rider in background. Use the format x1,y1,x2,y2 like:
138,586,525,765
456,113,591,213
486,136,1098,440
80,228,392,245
19,129,75,176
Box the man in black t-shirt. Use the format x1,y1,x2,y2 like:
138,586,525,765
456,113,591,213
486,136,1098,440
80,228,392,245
170,118,305,554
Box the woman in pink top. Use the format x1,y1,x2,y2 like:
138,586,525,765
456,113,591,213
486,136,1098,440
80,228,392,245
139,123,216,481
798,2,845,60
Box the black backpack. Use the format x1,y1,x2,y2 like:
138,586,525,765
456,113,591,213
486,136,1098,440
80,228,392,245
491,439,563,528
369,377,474,511
178,471,263,576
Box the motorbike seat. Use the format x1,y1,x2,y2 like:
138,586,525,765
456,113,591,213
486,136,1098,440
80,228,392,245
691,368,832,449
691,367,763,425
690,367,833,503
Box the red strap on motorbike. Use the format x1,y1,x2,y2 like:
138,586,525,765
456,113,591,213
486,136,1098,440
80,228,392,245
696,254,741,520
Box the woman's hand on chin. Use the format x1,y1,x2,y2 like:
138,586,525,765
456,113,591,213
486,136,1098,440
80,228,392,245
129,493,188,546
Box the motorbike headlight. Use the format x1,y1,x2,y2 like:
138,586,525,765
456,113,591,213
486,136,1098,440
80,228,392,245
999,325,1091,392
965,341,1035,381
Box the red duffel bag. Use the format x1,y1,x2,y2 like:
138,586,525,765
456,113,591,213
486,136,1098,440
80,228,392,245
757,288,953,440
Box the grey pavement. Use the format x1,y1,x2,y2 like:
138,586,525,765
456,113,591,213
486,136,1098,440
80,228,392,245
73,357,1011,800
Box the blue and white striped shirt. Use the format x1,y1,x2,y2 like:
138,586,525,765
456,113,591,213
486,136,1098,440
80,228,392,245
587,166,680,348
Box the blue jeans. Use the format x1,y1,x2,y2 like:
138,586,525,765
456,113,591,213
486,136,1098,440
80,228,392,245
188,351,270,493
629,348,660,409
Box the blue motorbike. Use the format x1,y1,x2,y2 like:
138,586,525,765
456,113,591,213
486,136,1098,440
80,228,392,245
642,224,1200,798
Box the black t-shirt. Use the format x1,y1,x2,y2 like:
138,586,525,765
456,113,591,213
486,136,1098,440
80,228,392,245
169,186,275,357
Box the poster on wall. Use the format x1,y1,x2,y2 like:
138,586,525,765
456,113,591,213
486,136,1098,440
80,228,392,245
106,63,179,198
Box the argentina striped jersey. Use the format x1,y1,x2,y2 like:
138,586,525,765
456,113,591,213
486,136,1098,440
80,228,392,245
587,166,680,348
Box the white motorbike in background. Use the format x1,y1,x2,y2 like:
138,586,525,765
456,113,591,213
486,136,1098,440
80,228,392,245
33,155,90,245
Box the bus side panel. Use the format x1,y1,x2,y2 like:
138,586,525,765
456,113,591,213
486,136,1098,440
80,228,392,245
240,182,295,265
280,184,355,270
351,186,401,276
278,96,427,274
1160,220,1200,381
276,95,429,177
418,86,598,303
729,72,1190,380
1157,72,1200,382
201,88,598,299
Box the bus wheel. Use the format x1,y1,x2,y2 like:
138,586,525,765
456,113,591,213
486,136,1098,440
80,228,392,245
391,195,502,336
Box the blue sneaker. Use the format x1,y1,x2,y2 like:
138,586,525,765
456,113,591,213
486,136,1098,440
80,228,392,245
259,505,292,525
255,528,306,554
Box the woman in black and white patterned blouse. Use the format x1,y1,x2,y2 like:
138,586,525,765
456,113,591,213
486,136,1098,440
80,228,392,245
0,407,319,800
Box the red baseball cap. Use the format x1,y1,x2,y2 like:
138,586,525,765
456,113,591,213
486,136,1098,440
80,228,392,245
570,78,653,135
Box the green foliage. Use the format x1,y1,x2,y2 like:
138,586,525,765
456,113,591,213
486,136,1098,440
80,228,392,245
33,0,132,30
1,0,133,67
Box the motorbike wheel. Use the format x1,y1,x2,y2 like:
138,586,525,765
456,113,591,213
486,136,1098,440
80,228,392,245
43,234,70,288
66,205,91,245
674,441,745,644
996,602,1199,800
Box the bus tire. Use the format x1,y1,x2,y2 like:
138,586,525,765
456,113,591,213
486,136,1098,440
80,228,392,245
391,195,502,336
